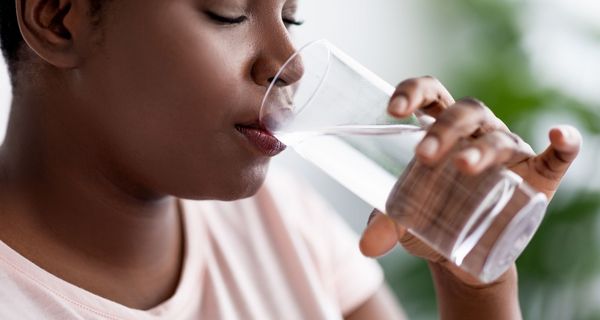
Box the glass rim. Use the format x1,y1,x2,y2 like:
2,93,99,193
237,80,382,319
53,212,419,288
259,39,333,124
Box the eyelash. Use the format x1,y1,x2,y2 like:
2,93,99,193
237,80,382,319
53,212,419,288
205,11,304,27
206,11,247,24
283,18,304,27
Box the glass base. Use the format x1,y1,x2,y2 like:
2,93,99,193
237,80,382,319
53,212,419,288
479,192,548,282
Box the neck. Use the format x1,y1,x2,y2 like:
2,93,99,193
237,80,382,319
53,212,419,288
0,94,184,309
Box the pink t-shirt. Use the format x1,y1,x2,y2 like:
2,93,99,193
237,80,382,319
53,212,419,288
0,167,384,319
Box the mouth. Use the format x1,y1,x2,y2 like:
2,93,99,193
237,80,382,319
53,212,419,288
235,120,287,157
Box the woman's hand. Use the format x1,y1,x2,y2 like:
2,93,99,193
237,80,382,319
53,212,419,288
359,76,582,286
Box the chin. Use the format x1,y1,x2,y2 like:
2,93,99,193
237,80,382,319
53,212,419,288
168,150,272,202
224,164,269,200
183,161,269,202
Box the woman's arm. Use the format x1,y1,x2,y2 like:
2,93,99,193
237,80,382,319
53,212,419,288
344,264,521,320
429,262,521,320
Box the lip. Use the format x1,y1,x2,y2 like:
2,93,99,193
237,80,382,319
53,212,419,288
235,124,287,157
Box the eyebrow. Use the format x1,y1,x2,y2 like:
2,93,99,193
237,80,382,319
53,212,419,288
250,0,299,7
204,0,298,11
204,0,246,9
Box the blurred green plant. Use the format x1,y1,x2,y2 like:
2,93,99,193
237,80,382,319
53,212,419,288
379,1,600,319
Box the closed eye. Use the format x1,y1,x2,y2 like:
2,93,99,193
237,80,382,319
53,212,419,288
283,18,304,27
205,11,304,28
205,11,247,25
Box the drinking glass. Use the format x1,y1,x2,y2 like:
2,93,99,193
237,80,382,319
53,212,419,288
260,39,548,283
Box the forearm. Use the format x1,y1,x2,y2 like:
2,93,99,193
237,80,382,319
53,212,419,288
429,262,522,320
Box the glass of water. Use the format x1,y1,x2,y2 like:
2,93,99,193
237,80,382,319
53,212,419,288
260,39,548,283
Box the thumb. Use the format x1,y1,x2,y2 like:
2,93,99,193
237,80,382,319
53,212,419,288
359,209,398,257
519,125,582,198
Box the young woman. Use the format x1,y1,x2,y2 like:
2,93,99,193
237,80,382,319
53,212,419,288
0,0,581,319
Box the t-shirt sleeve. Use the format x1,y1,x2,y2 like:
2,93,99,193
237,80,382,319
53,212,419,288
268,167,385,315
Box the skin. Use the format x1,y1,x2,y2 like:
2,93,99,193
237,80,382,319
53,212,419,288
0,0,582,318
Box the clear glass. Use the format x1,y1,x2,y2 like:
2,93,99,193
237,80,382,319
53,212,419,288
260,39,548,283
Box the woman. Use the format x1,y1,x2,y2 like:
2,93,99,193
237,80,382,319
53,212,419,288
0,0,581,318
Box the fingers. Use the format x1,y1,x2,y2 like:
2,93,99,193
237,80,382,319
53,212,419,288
454,131,534,175
388,77,524,171
415,98,502,165
359,210,398,257
531,125,582,181
388,76,455,118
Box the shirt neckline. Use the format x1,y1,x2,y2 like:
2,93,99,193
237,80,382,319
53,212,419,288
0,198,204,319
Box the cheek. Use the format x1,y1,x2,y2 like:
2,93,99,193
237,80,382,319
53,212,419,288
102,26,240,127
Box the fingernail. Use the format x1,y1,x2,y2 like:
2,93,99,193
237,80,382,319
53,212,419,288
417,136,439,158
558,125,572,140
390,96,408,114
367,210,378,226
461,148,481,166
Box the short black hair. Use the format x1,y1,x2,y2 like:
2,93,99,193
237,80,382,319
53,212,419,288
0,0,108,77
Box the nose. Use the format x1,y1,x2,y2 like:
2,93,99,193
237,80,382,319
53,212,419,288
251,37,304,89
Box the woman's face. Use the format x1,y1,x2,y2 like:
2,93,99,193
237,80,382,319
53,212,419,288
73,0,301,200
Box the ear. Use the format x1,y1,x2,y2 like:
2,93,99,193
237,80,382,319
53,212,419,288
16,0,91,68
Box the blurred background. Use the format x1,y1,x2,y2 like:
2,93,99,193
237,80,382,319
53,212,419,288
1,0,599,319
